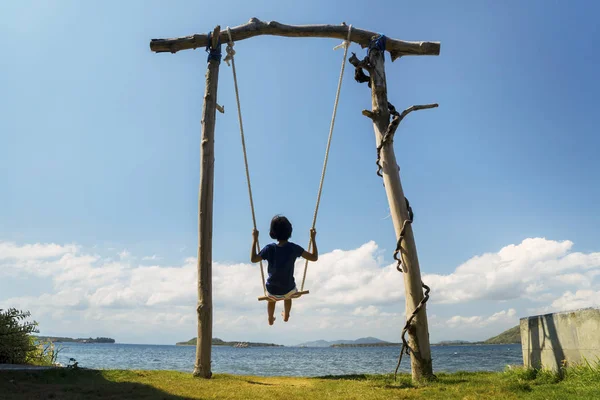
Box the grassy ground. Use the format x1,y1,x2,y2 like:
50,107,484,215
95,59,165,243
1,366,599,400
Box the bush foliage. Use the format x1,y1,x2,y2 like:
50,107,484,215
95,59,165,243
0,308,59,366
0,308,38,364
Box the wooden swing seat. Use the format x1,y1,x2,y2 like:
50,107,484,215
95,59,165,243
257,290,310,302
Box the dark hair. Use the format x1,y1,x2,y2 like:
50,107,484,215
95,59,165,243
269,215,293,241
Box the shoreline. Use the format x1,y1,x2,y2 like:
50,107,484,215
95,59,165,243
175,342,520,348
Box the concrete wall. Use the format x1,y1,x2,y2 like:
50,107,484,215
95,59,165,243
520,307,600,371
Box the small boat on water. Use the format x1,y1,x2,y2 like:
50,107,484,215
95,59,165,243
234,342,249,348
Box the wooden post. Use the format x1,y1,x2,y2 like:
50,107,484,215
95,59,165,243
193,26,221,379
367,47,433,382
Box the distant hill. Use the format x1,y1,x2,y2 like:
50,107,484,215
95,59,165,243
296,327,522,348
431,326,521,346
297,337,389,347
296,340,331,348
483,325,521,344
176,337,282,347
34,336,115,344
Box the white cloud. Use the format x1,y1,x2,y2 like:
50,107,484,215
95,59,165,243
447,308,517,329
352,306,399,318
488,308,517,322
0,242,78,260
446,315,483,328
0,240,407,344
550,290,600,311
424,238,600,304
353,305,380,317
1,237,599,345
118,250,131,260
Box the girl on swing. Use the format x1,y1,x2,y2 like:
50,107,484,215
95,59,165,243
251,215,318,325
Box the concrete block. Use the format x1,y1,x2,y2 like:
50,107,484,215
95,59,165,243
520,307,600,371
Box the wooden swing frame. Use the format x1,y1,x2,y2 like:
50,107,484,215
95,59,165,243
149,18,440,383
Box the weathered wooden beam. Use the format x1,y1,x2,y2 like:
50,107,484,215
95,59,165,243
150,18,440,61
192,25,221,380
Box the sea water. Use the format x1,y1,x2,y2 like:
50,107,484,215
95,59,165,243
56,343,522,376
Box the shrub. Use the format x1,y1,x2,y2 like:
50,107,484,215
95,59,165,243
0,308,39,364
0,308,59,365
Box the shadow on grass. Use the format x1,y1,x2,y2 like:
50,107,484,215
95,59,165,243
315,374,370,381
382,375,472,391
507,381,533,393
245,380,274,386
0,369,186,399
315,373,419,389
435,378,469,385
383,382,414,389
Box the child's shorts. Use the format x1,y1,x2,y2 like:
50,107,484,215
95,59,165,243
266,287,298,301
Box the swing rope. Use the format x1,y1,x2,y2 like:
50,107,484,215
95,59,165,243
224,28,266,295
300,25,352,291
225,24,352,295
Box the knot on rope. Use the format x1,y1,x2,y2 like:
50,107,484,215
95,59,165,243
224,45,235,66
205,31,222,63
224,27,236,66
333,24,352,51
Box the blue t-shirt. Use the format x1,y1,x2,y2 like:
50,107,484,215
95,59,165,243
259,242,305,295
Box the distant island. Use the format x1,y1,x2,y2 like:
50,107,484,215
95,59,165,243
297,337,393,348
176,337,283,347
34,336,115,344
297,326,522,348
331,342,401,348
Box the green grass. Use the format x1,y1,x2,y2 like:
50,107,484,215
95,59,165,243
1,365,599,399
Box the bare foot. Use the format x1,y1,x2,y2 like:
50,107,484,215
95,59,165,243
281,311,289,322
268,316,276,325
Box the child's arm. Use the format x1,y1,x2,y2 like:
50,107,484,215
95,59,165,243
250,229,262,263
301,229,319,262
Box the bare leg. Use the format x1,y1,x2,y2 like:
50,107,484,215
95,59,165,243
281,299,292,322
267,300,276,325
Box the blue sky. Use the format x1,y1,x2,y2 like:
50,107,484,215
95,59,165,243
1,1,600,346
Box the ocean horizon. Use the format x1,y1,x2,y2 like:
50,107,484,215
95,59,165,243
55,342,523,376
